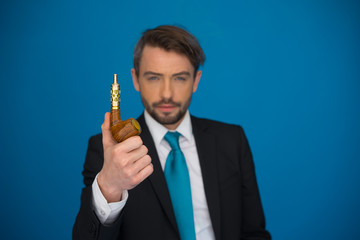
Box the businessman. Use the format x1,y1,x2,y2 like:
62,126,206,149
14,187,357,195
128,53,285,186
73,25,271,240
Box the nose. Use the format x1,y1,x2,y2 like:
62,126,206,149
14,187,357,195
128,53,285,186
160,78,173,100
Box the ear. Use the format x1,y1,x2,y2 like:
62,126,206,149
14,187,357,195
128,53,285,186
131,68,140,92
192,70,202,93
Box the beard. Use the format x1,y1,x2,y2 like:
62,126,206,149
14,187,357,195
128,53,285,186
141,95,192,126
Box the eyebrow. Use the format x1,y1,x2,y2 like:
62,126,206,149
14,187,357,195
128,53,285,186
173,71,191,77
142,71,191,77
143,71,163,77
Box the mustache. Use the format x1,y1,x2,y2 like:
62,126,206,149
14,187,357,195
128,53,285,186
152,98,181,107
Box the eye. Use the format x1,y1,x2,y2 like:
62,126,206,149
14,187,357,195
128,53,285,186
148,76,159,81
175,76,186,81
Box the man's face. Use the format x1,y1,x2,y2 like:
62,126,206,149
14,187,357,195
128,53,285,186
131,46,201,130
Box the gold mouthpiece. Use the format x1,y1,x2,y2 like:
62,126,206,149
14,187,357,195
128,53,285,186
110,73,141,142
111,74,120,110
114,73,117,84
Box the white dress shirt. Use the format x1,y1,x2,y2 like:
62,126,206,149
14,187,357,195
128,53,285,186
92,110,215,239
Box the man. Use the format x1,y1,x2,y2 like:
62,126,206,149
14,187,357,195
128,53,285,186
73,25,271,240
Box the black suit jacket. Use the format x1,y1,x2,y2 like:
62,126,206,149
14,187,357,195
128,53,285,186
73,114,271,240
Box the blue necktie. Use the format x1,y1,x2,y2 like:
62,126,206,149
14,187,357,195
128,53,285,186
164,131,196,240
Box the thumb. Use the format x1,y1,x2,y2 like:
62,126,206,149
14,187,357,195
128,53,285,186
101,112,116,150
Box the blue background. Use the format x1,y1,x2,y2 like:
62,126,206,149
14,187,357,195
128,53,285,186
1,0,359,239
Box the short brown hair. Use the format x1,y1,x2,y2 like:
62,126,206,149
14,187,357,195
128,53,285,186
133,25,205,77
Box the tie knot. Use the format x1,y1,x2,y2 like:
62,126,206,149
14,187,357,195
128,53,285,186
164,131,181,150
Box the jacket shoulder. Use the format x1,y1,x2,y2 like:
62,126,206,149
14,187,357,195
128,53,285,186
191,115,245,134
89,133,102,144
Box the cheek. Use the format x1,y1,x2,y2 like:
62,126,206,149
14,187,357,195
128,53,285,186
175,88,193,101
140,81,160,93
140,87,159,102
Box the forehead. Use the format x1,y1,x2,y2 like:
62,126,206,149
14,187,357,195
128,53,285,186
139,46,194,75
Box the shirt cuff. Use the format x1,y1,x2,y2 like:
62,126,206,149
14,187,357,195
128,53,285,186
92,173,128,225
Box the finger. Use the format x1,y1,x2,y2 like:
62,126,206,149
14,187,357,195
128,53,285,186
102,112,116,149
126,145,148,164
131,154,151,173
134,163,154,184
116,136,144,153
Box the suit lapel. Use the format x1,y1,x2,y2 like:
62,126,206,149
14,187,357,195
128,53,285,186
191,116,221,240
137,114,221,238
137,114,179,234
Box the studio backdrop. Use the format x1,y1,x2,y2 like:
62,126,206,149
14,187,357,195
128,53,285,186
1,0,359,239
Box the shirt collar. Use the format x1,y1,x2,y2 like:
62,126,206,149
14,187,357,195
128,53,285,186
144,110,193,144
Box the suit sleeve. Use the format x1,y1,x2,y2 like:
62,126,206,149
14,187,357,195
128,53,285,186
238,126,271,240
72,134,123,240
